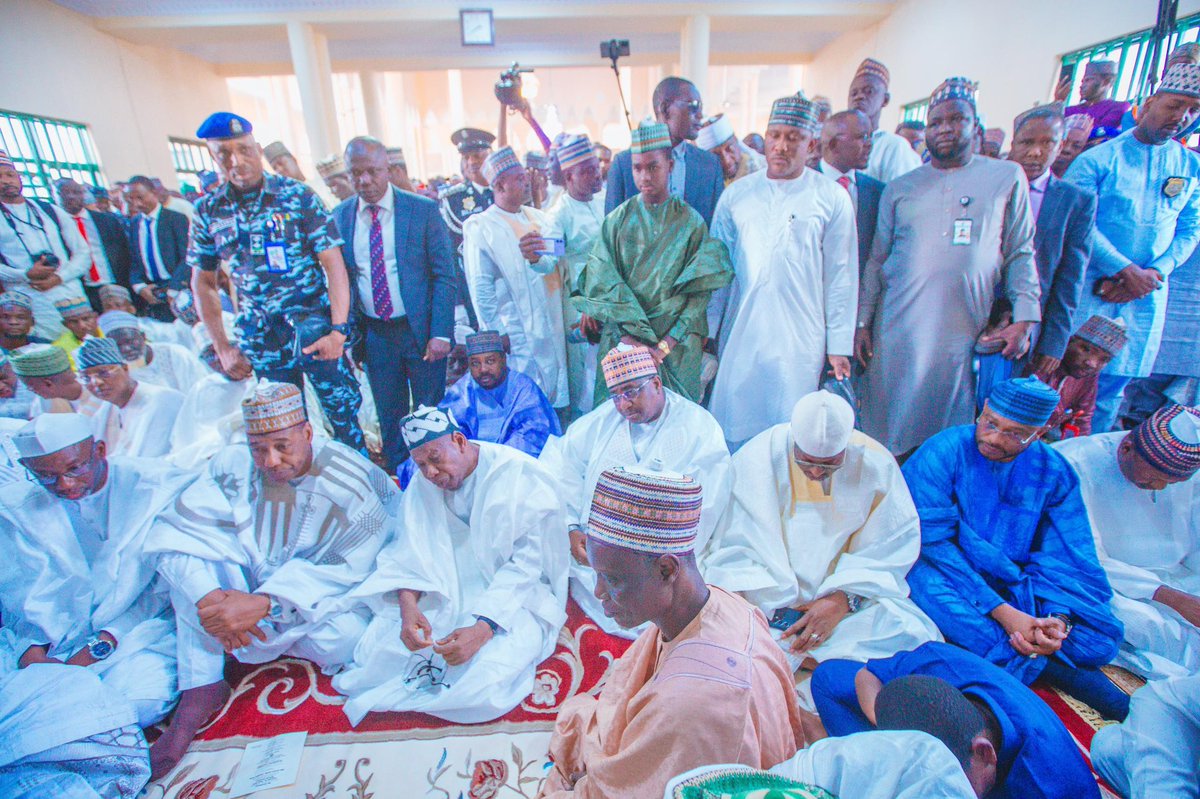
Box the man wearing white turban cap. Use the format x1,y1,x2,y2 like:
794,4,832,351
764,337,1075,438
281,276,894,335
701,390,941,709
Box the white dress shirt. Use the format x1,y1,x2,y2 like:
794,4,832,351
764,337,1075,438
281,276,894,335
352,187,406,320
135,204,168,287
818,160,859,205
1028,169,1051,224
865,128,923,184
669,141,688,199
72,210,114,285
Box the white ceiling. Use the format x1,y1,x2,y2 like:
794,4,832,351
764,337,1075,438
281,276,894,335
50,0,896,74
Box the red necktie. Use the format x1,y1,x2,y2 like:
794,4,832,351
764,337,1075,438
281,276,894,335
836,175,852,193
74,215,100,284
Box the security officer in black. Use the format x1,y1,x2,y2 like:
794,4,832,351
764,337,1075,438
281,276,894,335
438,127,495,326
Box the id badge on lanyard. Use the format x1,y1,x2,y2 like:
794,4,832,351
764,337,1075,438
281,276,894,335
952,196,973,246
264,213,289,274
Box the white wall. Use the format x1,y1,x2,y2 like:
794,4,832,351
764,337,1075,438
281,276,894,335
804,0,1200,138
0,0,231,189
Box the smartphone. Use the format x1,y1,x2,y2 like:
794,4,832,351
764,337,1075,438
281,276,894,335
769,607,805,632
1059,63,1076,86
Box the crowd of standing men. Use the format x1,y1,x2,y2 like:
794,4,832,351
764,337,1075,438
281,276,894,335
1,43,1199,799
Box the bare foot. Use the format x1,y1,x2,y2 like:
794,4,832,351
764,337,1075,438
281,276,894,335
149,680,231,780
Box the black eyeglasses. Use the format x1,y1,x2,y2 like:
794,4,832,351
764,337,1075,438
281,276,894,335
611,377,655,404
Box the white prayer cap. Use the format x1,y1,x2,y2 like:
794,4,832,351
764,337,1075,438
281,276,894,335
790,390,855,458
13,413,94,459
696,114,735,151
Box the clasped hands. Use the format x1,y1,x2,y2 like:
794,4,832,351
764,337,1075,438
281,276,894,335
197,588,272,652
398,589,492,666
992,604,1069,658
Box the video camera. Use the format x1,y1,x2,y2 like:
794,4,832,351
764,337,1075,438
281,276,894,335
495,62,534,108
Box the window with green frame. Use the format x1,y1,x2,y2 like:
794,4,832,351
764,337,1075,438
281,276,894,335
0,109,105,200
901,99,930,124
1060,12,1200,106
168,136,215,191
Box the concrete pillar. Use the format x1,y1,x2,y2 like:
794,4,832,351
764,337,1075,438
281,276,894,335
680,14,711,102
286,21,339,159
360,70,387,141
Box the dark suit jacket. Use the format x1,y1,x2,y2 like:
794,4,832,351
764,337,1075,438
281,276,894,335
88,210,134,290
334,187,456,348
855,172,884,274
127,206,190,290
604,141,724,226
1032,175,1096,360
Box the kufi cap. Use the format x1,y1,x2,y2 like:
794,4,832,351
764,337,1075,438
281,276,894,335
400,405,460,450
1157,62,1200,99
13,413,94,460
983,128,1006,147
668,767,834,799
812,95,833,119
1169,42,1200,67
97,310,140,336
854,58,891,87
556,134,597,172
481,146,523,184
386,146,406,166
629,120,672,154
197,170,220,191
1084,60,1118,78
601,344,657,390
1073,314,1127,356
930,76,979,111
451,127,496,154
587,466,703,555
790,390,855,458
262,141,292,162
10,343,71,377
525,151,549,171
315,154,348,180
1065,112,1095,133
97,284,132,304
1014,103,1065,133
768,94,821,134
0,150,13,169
696,114,736,150
195,112,253,140
76,337,125,370
465,330,504,356
54,296,94,320
1131,404,1200,479
242,379,307,435
985,377,1060,427
0,290,33,310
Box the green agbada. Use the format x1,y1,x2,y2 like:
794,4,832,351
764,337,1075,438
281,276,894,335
575,194,732,403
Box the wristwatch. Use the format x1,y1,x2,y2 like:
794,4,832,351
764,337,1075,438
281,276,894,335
330,322,354,338
656,340,672,357
267,597,287,622
844,593,866,614
474,615,500,635
1049,612,1074,634
86,635,114,661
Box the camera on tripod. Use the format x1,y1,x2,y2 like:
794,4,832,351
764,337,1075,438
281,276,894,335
600,39,630,60
495,62,534,108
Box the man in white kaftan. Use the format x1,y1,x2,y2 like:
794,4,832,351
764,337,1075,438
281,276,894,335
77,337,183,459
98,310,206,396
463,146,568,407
333,406,567,724
539,345,731,638
1056,403,1200,679
703,391,939,706
167,344,252,469
708,94,858,450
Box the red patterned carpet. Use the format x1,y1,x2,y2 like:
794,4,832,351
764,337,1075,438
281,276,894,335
147,600,1137,798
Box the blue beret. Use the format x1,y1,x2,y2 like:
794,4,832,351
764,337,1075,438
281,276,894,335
986,377,1060,427
196,112,253,141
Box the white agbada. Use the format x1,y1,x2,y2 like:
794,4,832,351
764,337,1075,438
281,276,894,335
0,456,194,726
30,384,105,422
701,425,941,667
149,439,399,691
538,388,732,638
90,381,184,459
664,731,975,799
141,317,197,353
865,128,923,184
131,341,207,395
1056,432,1200,679
167,373,251,469
462,204,569,406
708,169,858,448
333,443,567,724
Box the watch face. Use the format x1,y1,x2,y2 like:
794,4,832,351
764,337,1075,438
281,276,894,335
90,639,114,659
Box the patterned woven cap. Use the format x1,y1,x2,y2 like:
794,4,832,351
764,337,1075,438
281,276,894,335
670,766,837,799
768,94,821,134
696,114,736,150
1158,62,1200,99
1084,60,1119,78
983,128,1006,147
53,296,94,320
1169,42,1200,66
97,284,132,304
1065,112,1096,133
1131,404,1200,478
98,310,141,336
76,337,125,370
525,151,549,171
0,290,33,310
10,343,71,377
481,146,523,184
262,141,292,162
601,345,658,390
930,76,979,111
854,57,891,88
315,154,347,179
556,134,596,172
465,330,504,356
630,120,672,154
986,377,1060,427
1073,314,1127,356
0,150,13,169
386,146,406,166
400,405,460,450
242,379,307,435
587,466,703,555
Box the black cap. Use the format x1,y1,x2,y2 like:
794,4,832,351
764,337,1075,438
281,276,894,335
451,127,496,154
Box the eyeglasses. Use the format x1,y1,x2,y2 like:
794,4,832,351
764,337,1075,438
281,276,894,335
792,446,844,474
23,458,92,486
611,377,655,404
78,365,124,384
976,414,1040,445
673,99,703,116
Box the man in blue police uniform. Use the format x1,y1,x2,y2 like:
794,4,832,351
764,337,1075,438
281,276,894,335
439,127,495,325
187,111,366,452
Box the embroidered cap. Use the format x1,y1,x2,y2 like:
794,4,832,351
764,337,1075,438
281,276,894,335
0,290,33,310
696,114,736,151
930,77,979,111
601,345,658,390
790,390,855,459
1157,62,1200,99
854,58,891,88
10,343,71,377
315,154,348,180
768,94,822,134
400,405,460,450
1084,60,1118,78
386,146,406,167
630,120,672,154
669,766,835,799
262,141,293,162
587,466,703,555
195,112,253,140
465,330,504,356
0,150,13,170
556,134,597,172
481,146,523,184
97,310,141,336
53,296,94,320
985,377,1060,427
1131,404,1200,479
1073,315,1127,356
242,379,307,435
525,151,549,171
76,337,125,370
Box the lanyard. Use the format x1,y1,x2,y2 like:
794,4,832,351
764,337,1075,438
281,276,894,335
0,201,52,258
